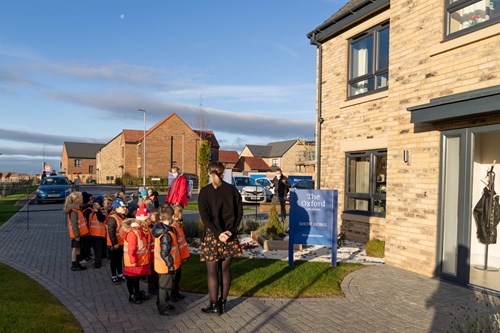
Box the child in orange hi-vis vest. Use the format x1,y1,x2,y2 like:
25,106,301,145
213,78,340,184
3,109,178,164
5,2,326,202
63,192,89,271
146,210,160,296
171,205,190,301
152,204,181,316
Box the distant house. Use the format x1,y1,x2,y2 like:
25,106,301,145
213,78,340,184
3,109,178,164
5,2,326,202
218,150,239,169
240,139,315,174
96,113,220,183
61,142,105,183
233,156,271,173
0,172,30,182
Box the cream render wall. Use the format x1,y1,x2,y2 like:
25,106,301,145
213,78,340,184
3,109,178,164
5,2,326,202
318,1,500,276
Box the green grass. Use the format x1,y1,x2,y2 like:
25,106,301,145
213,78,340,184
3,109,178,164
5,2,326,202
184,201,199,211
181,254,364,297
0,263,82,333
0,186,36,226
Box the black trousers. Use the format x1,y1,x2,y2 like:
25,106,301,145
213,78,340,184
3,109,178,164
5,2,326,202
278,195,287,219
109,246,123,276
78,235,92,261
172,266,182,295
147,263,159,293
92,237,106,267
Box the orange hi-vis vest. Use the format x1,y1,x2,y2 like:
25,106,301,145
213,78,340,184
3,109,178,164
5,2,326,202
67,209,89,239
173,223,190,262
154,230,181,274
106,214,125,246
147,230,155,263
89,211,107,238
124,228,150,267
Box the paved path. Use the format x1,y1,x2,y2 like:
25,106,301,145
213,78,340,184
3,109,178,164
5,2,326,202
0,203,499,333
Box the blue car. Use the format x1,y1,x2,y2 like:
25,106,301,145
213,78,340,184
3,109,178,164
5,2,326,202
36,176,72,204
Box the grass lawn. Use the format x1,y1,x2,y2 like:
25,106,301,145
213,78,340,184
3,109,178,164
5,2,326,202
0,263,82,333
181,254,364,298
0,186,36,226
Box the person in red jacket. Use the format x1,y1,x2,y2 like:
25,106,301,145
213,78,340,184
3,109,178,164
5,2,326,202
166,166,188,207
123,218,151,304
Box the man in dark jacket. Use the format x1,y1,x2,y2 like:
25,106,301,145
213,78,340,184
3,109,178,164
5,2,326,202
270,168,291,222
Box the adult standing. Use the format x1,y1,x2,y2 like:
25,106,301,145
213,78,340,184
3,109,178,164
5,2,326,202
166,166,188,208
198,162,243,314
270,168,291,222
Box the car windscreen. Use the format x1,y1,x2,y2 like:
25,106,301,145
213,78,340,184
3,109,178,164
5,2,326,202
234,177,255,186
41,178,69,186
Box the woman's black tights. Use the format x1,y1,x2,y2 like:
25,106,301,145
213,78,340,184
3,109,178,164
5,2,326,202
205,258,232,302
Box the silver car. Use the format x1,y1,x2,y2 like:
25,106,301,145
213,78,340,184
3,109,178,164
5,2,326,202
232,176,267,204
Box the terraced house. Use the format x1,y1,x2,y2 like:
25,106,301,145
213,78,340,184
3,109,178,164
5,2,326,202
308,0,500,292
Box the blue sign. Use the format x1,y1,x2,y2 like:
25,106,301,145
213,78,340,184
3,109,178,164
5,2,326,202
288,189,338,267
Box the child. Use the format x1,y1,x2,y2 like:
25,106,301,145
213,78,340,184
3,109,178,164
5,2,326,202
107,198,128,284
63,192,89,271
139,188,154,213
152,204,181,316
171,205,190,301
146,210,160,295
88,195,108,268
123,218,151,304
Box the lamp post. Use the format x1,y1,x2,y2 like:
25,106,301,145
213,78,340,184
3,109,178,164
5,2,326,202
138,108,146,187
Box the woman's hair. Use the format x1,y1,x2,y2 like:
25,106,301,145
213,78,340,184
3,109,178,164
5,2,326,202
173,205,183,221
209,161,225,189
63,191,83,213
159,204,174,223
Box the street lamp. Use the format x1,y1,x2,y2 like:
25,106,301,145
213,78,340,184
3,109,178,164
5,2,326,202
138,108,146,187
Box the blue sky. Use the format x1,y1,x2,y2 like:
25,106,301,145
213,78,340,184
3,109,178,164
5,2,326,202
0,0,344,174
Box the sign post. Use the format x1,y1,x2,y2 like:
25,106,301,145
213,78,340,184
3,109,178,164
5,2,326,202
288,189,338,268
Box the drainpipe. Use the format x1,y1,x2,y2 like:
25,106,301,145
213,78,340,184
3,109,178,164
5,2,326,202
310,33,323,190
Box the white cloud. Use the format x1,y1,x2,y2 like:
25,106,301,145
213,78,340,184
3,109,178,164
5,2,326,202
0,128,109,146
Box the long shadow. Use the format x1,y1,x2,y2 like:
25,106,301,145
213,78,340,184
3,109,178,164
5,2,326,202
427,246,500,332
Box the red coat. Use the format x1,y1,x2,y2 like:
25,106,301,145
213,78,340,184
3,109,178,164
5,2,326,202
166,174,188,207
124,226,151,277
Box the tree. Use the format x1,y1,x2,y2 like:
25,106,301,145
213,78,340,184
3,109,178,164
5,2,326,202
198,140,211,189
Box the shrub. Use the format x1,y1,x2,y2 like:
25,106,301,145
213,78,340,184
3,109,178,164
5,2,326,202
449,293,500,333
257,201,285,240
365,239,385,258
337,232,346,249
239,218,261,235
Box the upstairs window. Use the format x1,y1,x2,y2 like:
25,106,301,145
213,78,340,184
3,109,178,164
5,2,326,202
74,159,81,167
348,22,389,98
447,0,499,36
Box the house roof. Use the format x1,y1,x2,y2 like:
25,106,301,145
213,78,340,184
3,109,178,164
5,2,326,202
307,0,389,43
122,129,145,143
64,142,106,159
194,130,220,148
234,156,270,172
218,150,239,163
246,139,297,158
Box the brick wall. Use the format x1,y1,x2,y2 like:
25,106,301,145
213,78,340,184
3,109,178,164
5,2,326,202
317,2,500,276
96,134,123,184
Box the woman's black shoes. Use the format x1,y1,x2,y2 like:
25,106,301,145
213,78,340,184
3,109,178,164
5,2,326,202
201,302,219,314
218,298,227,314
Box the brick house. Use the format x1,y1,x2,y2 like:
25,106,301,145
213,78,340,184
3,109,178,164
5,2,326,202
240,139,316,175
308,0,500,291
96,113,219,183
233,156,271,173
61,142,105,183
218,150,240,169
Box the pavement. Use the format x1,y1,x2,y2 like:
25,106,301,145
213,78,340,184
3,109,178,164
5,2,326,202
0,202,499,333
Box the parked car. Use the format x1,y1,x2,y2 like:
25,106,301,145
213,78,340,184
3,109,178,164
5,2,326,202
86,178,97,184
36,176,72,204
254,177,274,200
183,173,199,189
232,176,268,204
292,179,315,190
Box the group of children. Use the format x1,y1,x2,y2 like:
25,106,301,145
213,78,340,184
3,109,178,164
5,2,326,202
64,188,190,316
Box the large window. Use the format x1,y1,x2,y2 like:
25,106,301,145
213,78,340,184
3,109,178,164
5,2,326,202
348,22,389,98
447,0,500,36
74,159,81,167
345,149,387,216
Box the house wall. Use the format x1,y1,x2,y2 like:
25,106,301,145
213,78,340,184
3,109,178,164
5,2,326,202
96,134,123,184
280,142,315,175
318,2,500,276
240,147,254,157
61,145,97,183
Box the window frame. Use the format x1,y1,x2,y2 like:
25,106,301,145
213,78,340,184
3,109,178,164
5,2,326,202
347,21,390,99
74,159,81,167
445,0,500,39
344,149,387,217
89,165,94,174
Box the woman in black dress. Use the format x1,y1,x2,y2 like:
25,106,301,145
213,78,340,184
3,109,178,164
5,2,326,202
198,161,243,314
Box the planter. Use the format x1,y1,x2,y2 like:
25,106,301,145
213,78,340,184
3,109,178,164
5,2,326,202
250,231,302,251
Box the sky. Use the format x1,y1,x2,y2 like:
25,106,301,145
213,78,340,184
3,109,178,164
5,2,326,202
0,0,344,174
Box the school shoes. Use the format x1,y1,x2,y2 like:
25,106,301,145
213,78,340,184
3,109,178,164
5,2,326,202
129,294,142,304
139,290,150,301
173,292,185,300
71,264,86,271
111,276,120,285
218,298,227,314
159,305,176,316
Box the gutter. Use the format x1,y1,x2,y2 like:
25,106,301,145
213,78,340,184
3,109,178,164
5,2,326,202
309,33,323,190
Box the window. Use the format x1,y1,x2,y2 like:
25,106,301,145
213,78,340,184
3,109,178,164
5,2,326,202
446,0,499,36
89,165,94,174
74,159,81,167
345,149,387,216
348,22,389,98
272,159,278,166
